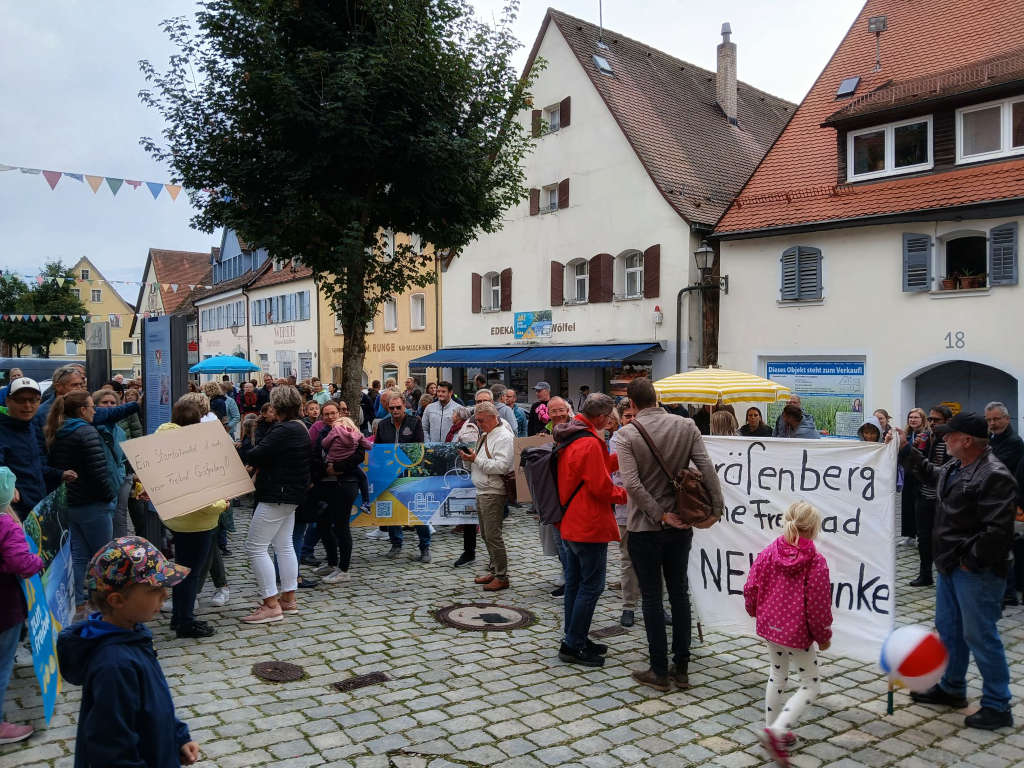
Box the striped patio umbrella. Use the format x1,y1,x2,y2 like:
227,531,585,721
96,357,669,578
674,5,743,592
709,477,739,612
652,367,792,405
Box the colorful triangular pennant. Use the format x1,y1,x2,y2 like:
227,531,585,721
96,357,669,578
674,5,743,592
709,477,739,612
42,170,61,190
85,175,103,193
146,181,163,199
105,177,123,195
165,184,181,200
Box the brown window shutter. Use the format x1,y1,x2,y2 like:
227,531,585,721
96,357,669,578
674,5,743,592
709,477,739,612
500,268,512,311
471,273,482,314
550,261,565,306
643,244,661,298
558,178,569,209
560,97,571,128
529,188,540,216
588,253,613,303
531,109,542,138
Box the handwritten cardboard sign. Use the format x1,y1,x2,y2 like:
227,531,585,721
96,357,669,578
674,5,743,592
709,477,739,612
513,434,552,503
120,420,254,521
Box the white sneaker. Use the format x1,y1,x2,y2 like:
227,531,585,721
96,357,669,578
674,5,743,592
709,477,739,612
210,587,230,607
314,563,336,576
365,529,387,540
323,569,350,584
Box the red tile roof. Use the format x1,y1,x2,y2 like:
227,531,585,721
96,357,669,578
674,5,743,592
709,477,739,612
148,248,212,313
536,9,794,227
248,261,313,290
716,0,1024,235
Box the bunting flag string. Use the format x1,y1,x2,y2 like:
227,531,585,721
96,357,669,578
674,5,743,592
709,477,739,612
0,162,184,201
1,270,214,291
0,311,172,323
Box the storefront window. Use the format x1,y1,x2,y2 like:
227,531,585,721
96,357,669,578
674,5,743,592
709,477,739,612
409,365,427,390
509,368,529,400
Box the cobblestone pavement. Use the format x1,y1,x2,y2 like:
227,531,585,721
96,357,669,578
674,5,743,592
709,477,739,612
5,506,1023,768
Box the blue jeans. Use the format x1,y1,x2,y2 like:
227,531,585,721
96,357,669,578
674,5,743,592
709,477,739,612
935,569,1011,711
69,501,115,605
0,623,20,722
562,540,607,651
388,525,431,553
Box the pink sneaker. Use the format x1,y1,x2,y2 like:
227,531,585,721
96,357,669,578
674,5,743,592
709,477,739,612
759,728,790,767
240,603,283,624
279,598,298,615
0,721,34,744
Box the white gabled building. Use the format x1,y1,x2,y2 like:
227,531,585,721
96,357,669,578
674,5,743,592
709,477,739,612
425,9,792,402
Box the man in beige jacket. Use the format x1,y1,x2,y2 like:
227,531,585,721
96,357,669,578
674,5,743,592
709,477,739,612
616,377,724,692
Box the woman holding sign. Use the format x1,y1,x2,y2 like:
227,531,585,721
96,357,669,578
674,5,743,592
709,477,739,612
240,385,310,624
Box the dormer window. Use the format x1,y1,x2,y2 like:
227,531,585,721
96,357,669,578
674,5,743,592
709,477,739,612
956,96,1024,164
847,116,933,182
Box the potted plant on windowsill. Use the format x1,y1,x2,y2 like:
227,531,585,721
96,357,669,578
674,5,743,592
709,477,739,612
940,275,957,290
957,270,985,289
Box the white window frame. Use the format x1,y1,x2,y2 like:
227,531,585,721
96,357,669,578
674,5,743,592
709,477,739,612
545,104,561,133
384,297,398,332
65,341,78,355
90,289,102,303
109,314,121,328
624,252,644,299
71,288,80,300
80,268,90,281
382,363,399,384
565,259,589,304
484,272,501,310
543,185,558,213
122,340,134,355
956,95,1024,164
410,293,426,330
846,115,933,182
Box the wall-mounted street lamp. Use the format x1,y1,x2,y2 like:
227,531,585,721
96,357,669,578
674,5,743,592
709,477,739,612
676,241,729,371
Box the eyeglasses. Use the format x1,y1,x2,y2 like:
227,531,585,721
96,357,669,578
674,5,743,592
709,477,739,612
927,417,942,422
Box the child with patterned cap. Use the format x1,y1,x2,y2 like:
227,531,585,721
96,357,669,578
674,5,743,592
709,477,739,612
57,536,201,767
743,502,833,767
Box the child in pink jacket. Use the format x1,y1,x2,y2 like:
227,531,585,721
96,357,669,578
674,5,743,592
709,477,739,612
743,501,833,767
321,416,373,508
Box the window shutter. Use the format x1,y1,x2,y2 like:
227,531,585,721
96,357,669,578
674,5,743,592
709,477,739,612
796,247,822,300
471,272,482,314
529,188,540,216
989,222,1018,286
558,178,570,209
589,253,613,303
902,233,932,292
500,268,512,311
643,244,661,298
550,261,565,306
560,96,571,128
780,248,799,300
531,109,542,138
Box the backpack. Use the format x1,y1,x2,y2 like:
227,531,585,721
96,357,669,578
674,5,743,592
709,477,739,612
520,431,600,525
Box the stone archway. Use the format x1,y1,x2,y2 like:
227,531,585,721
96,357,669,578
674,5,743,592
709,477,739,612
911,360,1018,427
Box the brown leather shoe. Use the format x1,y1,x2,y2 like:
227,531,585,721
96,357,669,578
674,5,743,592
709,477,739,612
474,573,495,584
483,577,509,591
669,663,689,689
631,668,670,692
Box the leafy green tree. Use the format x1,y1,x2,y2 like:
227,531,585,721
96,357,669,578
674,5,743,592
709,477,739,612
0,262,86,357
139,0,537,407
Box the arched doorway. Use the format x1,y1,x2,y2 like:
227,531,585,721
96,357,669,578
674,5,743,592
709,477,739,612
915,361,1018,425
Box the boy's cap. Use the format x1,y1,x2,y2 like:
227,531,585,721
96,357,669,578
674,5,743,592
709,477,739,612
0,467,15,509
8,377,41,396
933,412,988,439
85,536,190,594
534,381,551,391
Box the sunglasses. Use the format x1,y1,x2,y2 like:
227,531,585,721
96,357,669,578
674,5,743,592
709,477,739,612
927,417,943,422
389,405,404,410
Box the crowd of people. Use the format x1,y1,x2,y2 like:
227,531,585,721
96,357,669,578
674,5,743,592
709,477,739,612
0,363,1018,765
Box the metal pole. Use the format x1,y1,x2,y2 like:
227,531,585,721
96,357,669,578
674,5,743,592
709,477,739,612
675,284,705,373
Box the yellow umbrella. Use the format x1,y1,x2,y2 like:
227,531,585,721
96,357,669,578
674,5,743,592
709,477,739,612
653,367,792,405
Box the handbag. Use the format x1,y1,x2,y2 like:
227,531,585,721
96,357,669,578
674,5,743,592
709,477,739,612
479,430,518,504
630,420,716,528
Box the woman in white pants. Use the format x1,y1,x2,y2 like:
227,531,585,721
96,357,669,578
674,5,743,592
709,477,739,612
240,385,311,624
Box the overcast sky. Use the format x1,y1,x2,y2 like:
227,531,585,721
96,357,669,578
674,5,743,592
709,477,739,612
0,0,863,305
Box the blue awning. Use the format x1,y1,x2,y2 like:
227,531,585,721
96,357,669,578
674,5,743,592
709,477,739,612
506,343,661,368
411,343,661,369
409,347,528,367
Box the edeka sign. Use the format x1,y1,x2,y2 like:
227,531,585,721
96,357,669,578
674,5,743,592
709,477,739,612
143,316,172,434
689,436,897,663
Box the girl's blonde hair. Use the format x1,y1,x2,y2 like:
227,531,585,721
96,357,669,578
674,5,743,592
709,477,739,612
334,416,358,431
783,501,821,544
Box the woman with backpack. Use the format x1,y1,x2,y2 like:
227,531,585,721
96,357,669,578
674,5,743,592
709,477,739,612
93,388,131,538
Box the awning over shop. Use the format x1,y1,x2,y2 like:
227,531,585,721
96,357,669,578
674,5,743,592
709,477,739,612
408,346,528,367
410,343,661,369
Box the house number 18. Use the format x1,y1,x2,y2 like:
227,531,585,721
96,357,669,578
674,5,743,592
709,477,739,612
944,331,966,349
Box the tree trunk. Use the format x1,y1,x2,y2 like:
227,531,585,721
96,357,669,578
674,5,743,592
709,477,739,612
338,257,370,416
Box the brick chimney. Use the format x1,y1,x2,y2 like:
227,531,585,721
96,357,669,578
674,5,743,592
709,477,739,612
716,22,737,125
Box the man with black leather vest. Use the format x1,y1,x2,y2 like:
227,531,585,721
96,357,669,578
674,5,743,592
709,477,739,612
894,412,1016,730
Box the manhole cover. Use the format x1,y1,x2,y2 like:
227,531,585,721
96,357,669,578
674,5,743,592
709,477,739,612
333,671,390,692
251,661,305,682
590,625,628,639
435,603,535,631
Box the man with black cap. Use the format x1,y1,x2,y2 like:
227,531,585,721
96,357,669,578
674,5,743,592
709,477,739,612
527,381,552,436
892,412,1016,730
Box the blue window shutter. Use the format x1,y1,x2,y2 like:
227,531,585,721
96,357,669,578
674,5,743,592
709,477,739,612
902,233,932,292
780,248,799,300
797,247,822,299
989,222,1018,286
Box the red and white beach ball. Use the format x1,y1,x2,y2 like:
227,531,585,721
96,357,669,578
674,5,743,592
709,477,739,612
879,625,948,692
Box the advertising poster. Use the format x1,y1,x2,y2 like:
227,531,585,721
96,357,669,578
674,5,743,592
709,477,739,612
350,442,476,527
766,361,865,437
690,436,897,663
513,310,553,341
19,486,76,724
143,315,172,433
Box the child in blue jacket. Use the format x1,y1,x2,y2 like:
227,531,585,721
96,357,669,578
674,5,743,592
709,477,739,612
57,536,200,767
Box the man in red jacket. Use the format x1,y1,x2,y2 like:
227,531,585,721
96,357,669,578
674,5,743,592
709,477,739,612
554,393,627,668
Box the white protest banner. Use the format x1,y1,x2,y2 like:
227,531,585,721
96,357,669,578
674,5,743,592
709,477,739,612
121,420,254,521
690,436,897,663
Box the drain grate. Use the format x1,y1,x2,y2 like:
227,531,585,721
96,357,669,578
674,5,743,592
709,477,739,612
590,625,628,639
333,671,390,692
435,603,535,631
251,661,305,682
